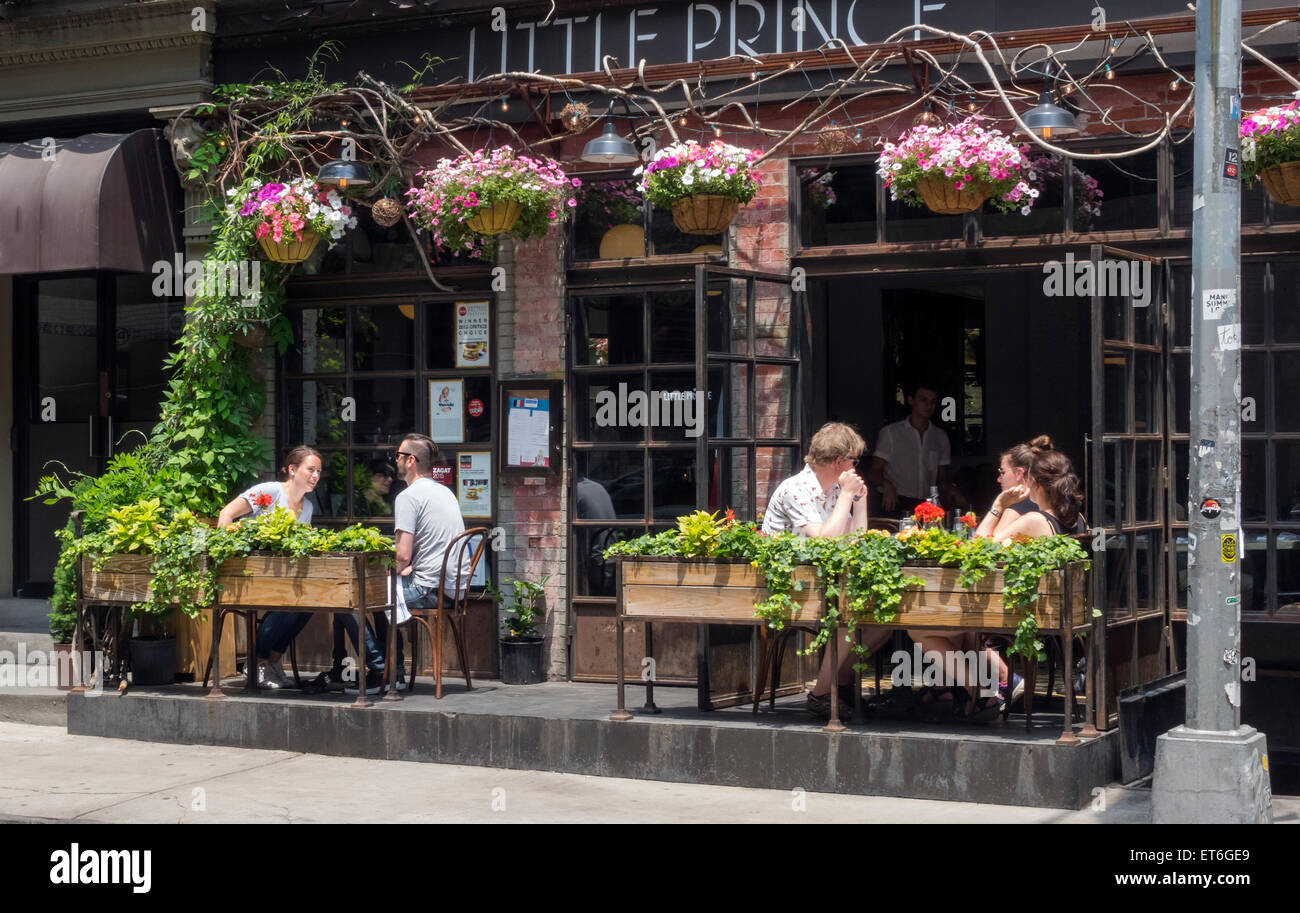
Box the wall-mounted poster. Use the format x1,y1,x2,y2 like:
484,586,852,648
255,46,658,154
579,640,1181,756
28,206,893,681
455,301,490,367
507,395,550,468
457,450,492,518
429,379,464,443
431,465,454,488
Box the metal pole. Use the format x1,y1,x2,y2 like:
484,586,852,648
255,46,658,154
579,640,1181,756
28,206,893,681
1151,0,1271,823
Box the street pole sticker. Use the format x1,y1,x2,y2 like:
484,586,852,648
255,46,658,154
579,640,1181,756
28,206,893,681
1221,533,1238,562
1202,288,1235,320
1200,498,1221,519
1223,148,1239,180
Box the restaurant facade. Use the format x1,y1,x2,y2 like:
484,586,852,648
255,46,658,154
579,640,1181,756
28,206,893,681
3,1,1299,782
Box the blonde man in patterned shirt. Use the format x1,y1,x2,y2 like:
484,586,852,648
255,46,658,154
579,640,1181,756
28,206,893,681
762,423,891,719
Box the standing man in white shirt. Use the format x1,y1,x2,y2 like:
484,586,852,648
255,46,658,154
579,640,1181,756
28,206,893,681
867,381,963,518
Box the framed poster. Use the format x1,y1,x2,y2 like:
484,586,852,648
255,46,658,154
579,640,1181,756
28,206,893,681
456,450,492,518
455,301,490,367
498,379,563,477
429,379,464,443
431,464,455,489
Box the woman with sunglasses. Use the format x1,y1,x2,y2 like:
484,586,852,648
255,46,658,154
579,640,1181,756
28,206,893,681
972,435,1054,540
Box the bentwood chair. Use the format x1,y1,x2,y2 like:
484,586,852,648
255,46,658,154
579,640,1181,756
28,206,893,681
396,527,491,698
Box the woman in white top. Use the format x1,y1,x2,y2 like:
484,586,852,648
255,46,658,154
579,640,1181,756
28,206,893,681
217,445,322,688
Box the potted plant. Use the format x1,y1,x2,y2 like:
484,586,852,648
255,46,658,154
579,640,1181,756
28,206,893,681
489,574,551,685
226,177,359,263
405,146,579,259
877,116,1036,215
636,139,763,235
48,555,80,690
1241,99,1300,206
575,178,646,258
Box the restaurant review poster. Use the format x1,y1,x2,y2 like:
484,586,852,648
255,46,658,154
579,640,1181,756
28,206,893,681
429,379,464,443
457,451,492,518
455,301,490,368
506,395,550,468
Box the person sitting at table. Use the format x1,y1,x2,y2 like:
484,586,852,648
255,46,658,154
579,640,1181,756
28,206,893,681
912,445,1087,722
217,445,322,689
972,435,1054,540
762,422,891,720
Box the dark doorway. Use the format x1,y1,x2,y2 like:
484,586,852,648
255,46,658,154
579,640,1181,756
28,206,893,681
12,273,183,595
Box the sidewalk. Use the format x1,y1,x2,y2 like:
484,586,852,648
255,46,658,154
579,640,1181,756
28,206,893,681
3,722,1296,823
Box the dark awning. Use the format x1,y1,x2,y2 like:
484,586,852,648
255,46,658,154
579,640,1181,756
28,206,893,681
0,129,180,274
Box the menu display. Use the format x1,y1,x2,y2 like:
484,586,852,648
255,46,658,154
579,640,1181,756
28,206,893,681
455,301,490,367
457,451,492,518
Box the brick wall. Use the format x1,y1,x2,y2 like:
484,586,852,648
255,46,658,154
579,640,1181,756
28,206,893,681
494,233,570,679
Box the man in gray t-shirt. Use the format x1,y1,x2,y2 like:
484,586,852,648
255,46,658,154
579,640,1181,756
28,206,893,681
394,433,470,605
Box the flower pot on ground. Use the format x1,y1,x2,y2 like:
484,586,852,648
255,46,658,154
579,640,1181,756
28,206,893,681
877,116,1036,216
227,177,358,263
1241,101,1300,206
636,139,762,236
406,146,579,259
128,635,176,686
488,574,551,684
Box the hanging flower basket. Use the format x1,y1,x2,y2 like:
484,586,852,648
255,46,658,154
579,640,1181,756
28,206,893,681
1241,101,1300,205
227,178,357,262
406,146,579,259
257,231,321,263
878,116,1036,216
670,194,740,234
1259,162,1300,208
464,199,524,236
636,139,762,235
916,176,990,214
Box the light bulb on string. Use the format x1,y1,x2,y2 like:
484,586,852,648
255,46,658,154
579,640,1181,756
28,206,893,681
1105,65,1114,80
501,98,509,111
1171,75,1182,91
750,70,758,81
713,125,722,137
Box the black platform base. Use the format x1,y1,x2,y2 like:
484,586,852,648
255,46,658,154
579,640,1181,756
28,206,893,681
67,681,1119,809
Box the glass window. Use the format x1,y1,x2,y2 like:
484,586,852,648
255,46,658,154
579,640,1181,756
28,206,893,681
573,176,644,260
1079,145,1158,232
1275,352,1300,432
649,291,695,363
754,365,794,438
754,280,795,358
1242,439,1266,523
288,307,346,375
649,369,700,442
574,372,643,443
707,281,746,355
1240,262,1267,346
649,204,710,255
707,363,750,439
425,300,492,370
1171,265,1191,349
799,162,875,246
983,151,1067,237
114,275,184,423
350,378,416,446
709,446,753,518
1135,530,1159,611
575,451,644,519
1174,136,1266,227
351,305,414,371
1275,261,1300,343
883,193,963,242
1104,532,1132,618
1277,533,1300,613
1134,441,1160,525
573,526,643,597
1172,352,1189,435
1242,350,1268,432
1103,353,1127,433
755,446,799,517
1241,532,1269,612
1171,439,1189,524
1133,351,1158,434
285,379,348,448
1277,441,1300,524
575,295,643,366
650,450,697,519
352,449,402,518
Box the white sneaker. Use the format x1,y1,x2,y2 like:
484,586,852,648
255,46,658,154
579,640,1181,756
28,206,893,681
265,659,289,687
257,662,284,689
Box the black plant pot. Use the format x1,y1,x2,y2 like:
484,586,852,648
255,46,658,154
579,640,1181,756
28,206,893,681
500,636,545,685
129,636,176,686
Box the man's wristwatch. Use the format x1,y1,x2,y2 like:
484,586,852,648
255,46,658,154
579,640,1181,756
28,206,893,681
990,508,1002,517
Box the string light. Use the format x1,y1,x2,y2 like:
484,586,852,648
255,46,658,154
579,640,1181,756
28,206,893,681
1171,75,1182,91
750,71,758,81
967,94,977,112
500,98,509,111
1105,65,1114,80
788,60,796,69
680,114,688,126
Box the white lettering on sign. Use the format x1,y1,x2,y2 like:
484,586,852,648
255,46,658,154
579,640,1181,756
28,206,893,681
1203,288,1235,320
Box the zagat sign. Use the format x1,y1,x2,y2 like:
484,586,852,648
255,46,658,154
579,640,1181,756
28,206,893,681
442,0,1191,80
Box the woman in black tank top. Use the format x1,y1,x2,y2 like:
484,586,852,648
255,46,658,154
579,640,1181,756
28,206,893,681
994,449,1085,544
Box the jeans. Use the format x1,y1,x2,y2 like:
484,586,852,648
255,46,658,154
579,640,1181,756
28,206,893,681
335,611,404,674
256,612,312,659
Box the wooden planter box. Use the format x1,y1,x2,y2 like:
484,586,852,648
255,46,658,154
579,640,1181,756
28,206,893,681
618,556,825,624
890,563,1090,631
80,553,391,610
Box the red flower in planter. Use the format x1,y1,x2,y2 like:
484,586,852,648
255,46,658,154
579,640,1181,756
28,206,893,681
251,492,274,509
724,508,736,525
912,502,945,524
960,512,978,529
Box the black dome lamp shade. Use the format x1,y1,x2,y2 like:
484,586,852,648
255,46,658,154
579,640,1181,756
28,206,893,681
317,159,373,190
1023,62,1079,140
581,102,639,165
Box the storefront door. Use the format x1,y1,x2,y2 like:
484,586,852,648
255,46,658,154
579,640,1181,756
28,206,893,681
1087,243,1172,726
13,274,182,595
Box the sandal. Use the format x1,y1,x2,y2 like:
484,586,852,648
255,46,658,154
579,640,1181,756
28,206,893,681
916,686,958,723
966,689,1005,724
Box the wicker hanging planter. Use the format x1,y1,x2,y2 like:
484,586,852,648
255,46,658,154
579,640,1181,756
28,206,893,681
465,199,524,236
1259,162,1300,208
257,231,322,264
671,194,740,235
916,176,991,215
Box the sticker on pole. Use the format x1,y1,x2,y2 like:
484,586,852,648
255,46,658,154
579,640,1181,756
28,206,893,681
1221,533,1238,562
1202,288,1235,320
1200,498,1221,519
1223,148,1239,180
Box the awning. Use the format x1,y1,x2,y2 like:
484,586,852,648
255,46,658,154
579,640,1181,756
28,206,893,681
0,129,180,274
